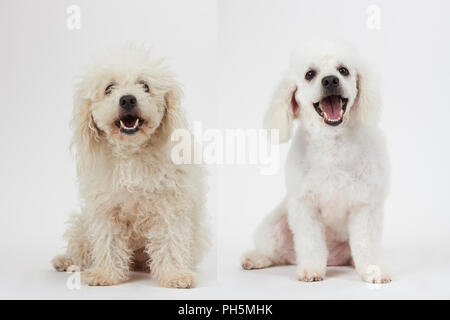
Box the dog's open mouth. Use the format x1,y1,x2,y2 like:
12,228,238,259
313,96,348,126
114,115,144,134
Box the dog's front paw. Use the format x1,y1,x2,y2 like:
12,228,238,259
160,270,197,289
82,269,127,286
296,267,326,282
359,265,391,284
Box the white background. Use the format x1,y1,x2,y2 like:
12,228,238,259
1,0,450,299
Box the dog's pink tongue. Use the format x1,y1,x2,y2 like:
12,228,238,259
321,96,342,120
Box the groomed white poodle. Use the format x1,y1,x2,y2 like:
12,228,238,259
241,41,391,283
52,46,209,288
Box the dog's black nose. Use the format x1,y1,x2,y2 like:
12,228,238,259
321,75,339,89
119,95,137,111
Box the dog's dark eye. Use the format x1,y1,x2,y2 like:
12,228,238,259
105,83,115,95
139,81,150,93
305,70,316,81
338,67,349,76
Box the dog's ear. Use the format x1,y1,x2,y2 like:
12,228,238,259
351,62,381,126
264,75,299,143
154,77,187,144
71,81,102,165
164,81,186,130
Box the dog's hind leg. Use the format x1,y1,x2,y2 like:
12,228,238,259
241,199,296,270
52,212,91,272
241,250,274,270
52,254,74,272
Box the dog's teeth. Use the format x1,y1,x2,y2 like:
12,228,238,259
319,103,323,111
324,112,328,120
120,119,140,130
340,109,344,116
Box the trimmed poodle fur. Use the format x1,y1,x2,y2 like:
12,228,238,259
52,47,209,288
241,41,391,284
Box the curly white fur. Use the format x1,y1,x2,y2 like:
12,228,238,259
242,41,391,284
52,46,209,288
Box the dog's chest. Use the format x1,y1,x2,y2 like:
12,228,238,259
306,137,359,194
290,134,365,225
310,141,357,233
111,194,161,247
108,155,177,194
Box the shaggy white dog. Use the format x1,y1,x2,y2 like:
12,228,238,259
241,42,391,284
52,47,209,288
